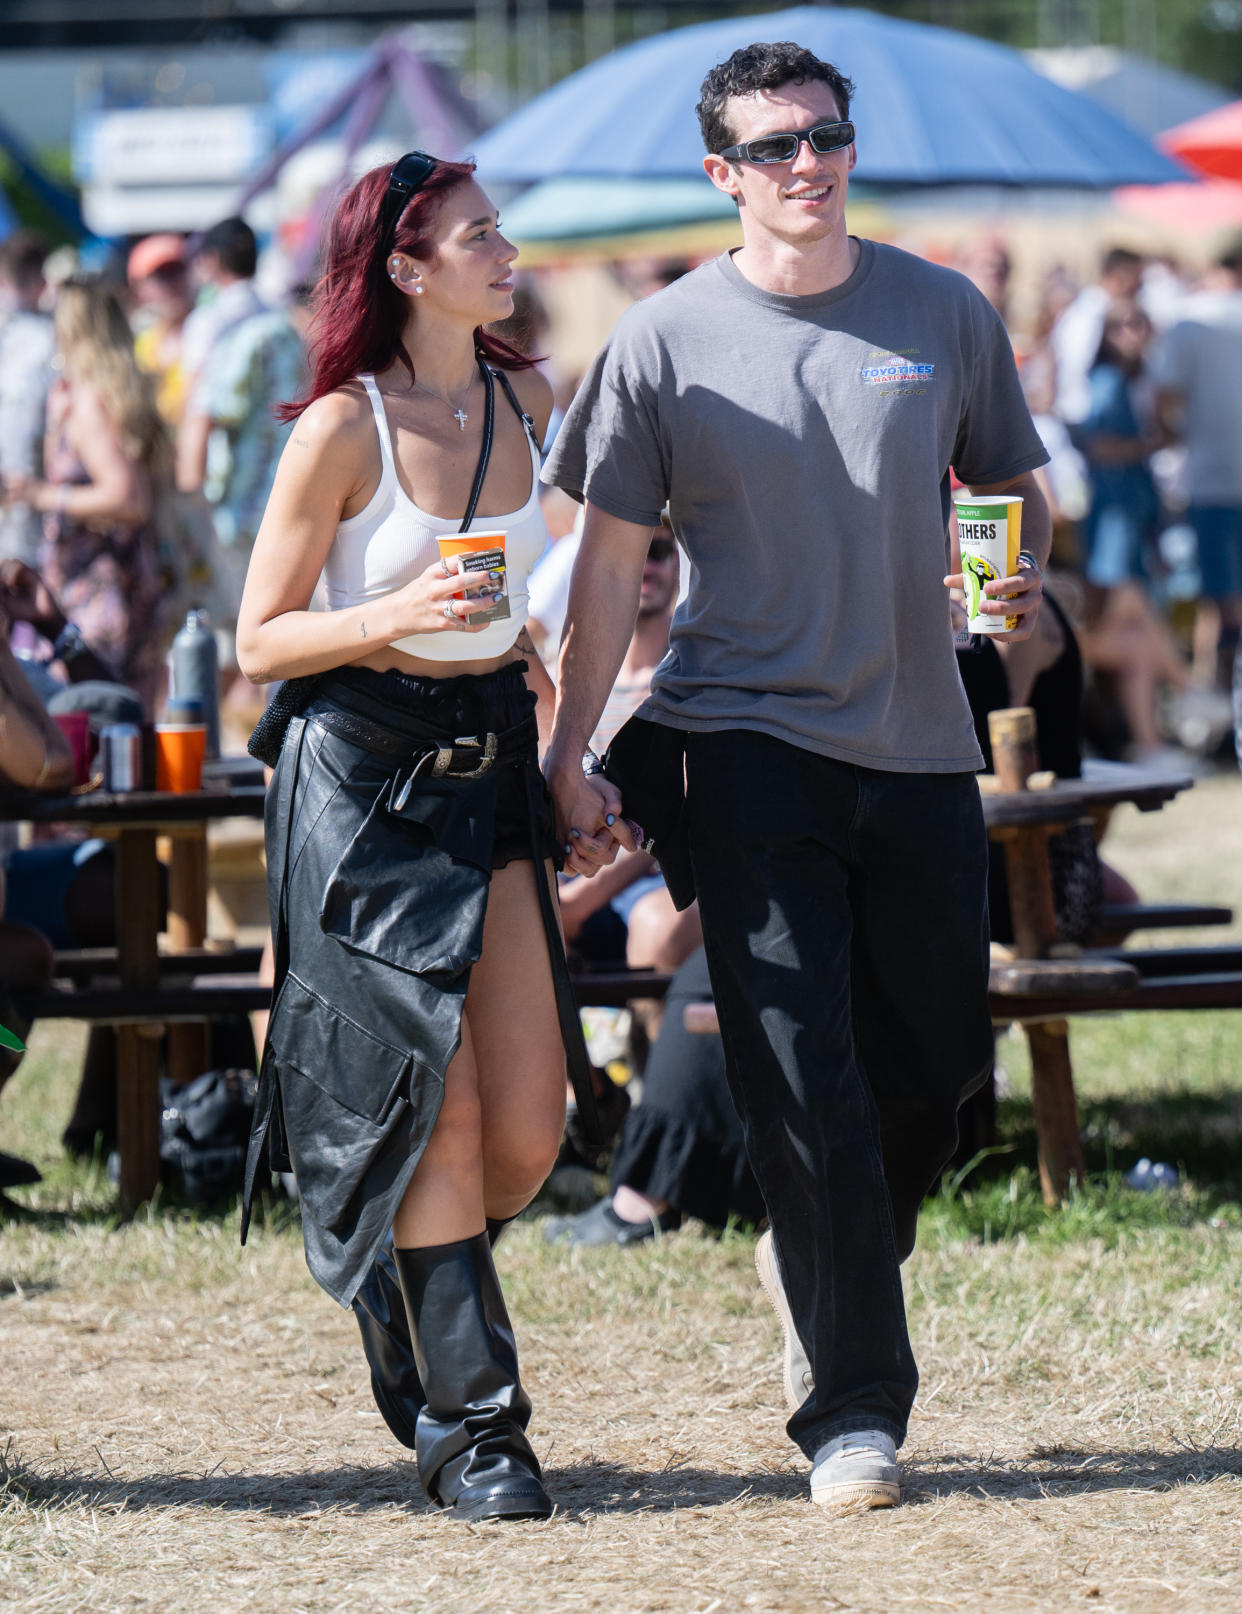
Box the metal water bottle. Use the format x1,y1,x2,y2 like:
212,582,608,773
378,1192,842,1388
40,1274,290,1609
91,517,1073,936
170,608,220,759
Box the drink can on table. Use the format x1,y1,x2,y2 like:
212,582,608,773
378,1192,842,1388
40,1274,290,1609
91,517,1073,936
100,723,143,792
953,494,1022,634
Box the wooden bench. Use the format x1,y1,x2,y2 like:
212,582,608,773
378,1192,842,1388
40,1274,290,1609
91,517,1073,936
49,945,265,986
991,946,1242,1021
18,962,672,1029
1086,901,1233,944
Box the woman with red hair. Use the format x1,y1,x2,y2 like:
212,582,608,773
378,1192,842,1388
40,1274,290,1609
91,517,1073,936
236,154,602,1522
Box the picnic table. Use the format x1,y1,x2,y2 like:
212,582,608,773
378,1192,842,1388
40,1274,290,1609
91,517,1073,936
683,712,1224,1210
980,710,1195,1204
0,773,267,1209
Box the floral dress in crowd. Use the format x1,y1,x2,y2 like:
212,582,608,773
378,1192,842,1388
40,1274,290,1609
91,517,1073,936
39,422,164,714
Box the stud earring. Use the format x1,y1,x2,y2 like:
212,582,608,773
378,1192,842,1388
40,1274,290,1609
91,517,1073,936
412,284,423,295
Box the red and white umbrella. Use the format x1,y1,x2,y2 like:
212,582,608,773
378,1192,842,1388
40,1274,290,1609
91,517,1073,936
1160,99,1242,184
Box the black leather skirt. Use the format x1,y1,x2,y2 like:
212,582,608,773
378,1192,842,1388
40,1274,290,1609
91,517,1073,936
241,662,567,1307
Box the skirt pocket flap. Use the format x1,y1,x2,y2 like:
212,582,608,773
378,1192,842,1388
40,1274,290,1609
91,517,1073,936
268,973,413,1231
319,791,490,978
385,771,498,869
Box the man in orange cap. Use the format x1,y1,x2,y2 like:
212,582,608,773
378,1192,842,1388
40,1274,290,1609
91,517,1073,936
128,233,194,426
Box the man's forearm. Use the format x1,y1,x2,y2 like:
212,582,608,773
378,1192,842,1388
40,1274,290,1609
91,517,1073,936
546,505,651,775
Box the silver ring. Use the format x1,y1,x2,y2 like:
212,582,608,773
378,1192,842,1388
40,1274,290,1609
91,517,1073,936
440,558,452,578
443,602,457,621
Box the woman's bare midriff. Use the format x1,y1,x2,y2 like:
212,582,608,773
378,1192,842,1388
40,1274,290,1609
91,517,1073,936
347,644,524,680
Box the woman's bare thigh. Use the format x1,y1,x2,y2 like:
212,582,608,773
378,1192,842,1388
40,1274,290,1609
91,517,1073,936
466,857,566,1136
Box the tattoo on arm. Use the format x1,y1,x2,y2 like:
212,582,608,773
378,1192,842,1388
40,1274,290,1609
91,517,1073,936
516,628,537,656
294,436,311,448
360,620,368,640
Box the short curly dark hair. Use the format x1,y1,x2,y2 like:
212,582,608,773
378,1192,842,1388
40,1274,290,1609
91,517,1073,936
697,42,854,155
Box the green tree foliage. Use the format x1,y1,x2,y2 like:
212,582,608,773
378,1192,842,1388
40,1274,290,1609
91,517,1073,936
860,0,1242,91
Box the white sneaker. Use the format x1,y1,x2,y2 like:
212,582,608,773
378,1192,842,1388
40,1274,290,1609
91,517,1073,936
754,1229,813,1412
810,1431,900,1513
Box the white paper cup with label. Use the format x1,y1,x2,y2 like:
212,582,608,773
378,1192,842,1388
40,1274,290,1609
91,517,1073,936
953,494,1022,634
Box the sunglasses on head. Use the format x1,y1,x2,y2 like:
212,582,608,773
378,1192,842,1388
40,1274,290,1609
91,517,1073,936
647,536,676,562
379,151,436,255
719,120,855,166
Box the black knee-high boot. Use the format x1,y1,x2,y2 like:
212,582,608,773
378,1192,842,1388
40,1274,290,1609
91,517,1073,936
393,1234,551,1521
353,1219,514,1449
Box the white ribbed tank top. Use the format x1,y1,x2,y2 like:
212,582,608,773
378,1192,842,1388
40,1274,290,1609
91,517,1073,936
321,372,549,661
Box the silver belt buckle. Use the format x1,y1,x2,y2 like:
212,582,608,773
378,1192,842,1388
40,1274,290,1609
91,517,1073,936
431,732,498,779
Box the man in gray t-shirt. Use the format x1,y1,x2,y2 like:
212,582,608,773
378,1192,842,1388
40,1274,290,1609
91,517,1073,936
542,42,1050,1513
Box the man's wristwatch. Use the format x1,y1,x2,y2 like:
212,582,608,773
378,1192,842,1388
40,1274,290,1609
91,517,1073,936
51,620,88,663
1017,550,1044,578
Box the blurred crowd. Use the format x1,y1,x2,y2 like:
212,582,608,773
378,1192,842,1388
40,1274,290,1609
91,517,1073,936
0,219,305,721
954,231,1242,768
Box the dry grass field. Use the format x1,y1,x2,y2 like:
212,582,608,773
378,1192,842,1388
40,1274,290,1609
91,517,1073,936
2,774,1242,1614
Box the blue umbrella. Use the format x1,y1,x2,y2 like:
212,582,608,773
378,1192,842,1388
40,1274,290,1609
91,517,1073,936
470,6,1187,190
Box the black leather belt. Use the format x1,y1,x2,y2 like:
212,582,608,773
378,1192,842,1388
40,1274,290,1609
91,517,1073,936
306,703,537,777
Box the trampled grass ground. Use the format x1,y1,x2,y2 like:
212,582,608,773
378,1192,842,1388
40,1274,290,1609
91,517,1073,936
2,775,1241,1612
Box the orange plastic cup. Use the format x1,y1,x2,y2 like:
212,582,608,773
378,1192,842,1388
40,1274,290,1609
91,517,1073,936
155,724,206,793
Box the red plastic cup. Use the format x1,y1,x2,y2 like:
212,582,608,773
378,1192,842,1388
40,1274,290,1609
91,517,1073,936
52,711,93,786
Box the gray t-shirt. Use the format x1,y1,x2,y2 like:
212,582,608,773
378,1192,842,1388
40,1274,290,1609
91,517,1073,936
543,240,1048,773
1148,290,1242,506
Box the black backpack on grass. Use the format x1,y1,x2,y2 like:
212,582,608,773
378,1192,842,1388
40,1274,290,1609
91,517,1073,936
159,1068,257,1205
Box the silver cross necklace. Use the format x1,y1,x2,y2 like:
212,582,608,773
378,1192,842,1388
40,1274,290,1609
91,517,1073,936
412,372,475,431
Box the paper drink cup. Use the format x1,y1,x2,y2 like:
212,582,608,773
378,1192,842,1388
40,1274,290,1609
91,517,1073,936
437,530,507,617
953,495,1022,634
155,724,206,793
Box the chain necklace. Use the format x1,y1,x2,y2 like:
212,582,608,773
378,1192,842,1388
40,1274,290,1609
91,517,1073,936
411,372,475,432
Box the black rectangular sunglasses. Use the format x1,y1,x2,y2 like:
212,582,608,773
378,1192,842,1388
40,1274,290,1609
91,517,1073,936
720,120,855,165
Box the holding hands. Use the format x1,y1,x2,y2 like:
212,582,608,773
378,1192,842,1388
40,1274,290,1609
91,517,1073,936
546,762,639,877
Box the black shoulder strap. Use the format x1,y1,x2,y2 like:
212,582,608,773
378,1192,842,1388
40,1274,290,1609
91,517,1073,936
458,357,496,533
491,364,542,454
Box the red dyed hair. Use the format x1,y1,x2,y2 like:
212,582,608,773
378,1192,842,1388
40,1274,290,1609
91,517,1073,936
277,156,535,422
